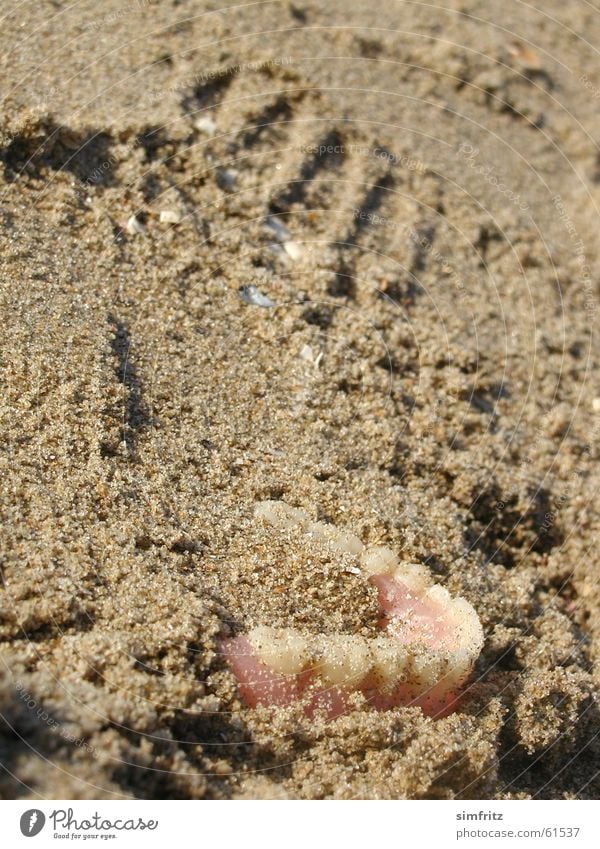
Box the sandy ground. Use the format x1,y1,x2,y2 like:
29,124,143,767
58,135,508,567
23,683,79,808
1,0,600,799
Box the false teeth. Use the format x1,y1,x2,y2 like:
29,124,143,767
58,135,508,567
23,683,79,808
316,634,371,687
361,546,399,576
249,627,309,676
222,501,484,718
306,522,365,556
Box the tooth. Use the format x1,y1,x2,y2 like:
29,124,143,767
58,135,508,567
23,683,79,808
425,585,452,608
393,562,433,591
445,647,474,683
408,648,445,689
361,546,399,576
306,522,364,556
316,635,371,686
371,636,407,690
249,626,310,675
450,597,485,655
254,501,310,530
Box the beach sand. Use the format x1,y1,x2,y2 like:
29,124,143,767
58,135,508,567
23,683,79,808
1,0,600,799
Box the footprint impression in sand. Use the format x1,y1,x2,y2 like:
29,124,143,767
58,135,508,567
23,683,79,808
222,502,484,719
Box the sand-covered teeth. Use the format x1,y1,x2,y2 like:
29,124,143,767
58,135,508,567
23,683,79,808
221,501,484,719
253,500,364,555
360,545,399,576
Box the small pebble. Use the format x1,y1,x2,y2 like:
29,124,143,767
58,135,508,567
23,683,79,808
194,115,217,136
212,759,232,776
267,242,286,259
238,284,276,308
265,215,291,242
159,209,182,225
126,215,145,235
283,240,302,260
508,40,543,71
217,169,237,191
299,345,322,367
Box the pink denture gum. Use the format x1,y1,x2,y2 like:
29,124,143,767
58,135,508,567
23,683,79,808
222,501,484,719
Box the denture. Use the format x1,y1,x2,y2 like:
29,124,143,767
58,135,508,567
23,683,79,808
222,501,484,719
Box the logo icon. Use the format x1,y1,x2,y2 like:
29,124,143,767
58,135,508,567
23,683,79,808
20,810,46,837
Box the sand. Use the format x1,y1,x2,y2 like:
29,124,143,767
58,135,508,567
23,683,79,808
1,0,599,799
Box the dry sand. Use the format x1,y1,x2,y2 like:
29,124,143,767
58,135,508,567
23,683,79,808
1,0,600,799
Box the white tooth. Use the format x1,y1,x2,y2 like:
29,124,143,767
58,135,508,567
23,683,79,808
307,522,364,556
317,635,371,686
425,585,452,608
371,636,407,690
249,627,310,675
393,562,433,591
361,546,399,576
305,522,331,544
451,597,485,655
254,500,310,530
445,647,473,683
408,648,444,690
